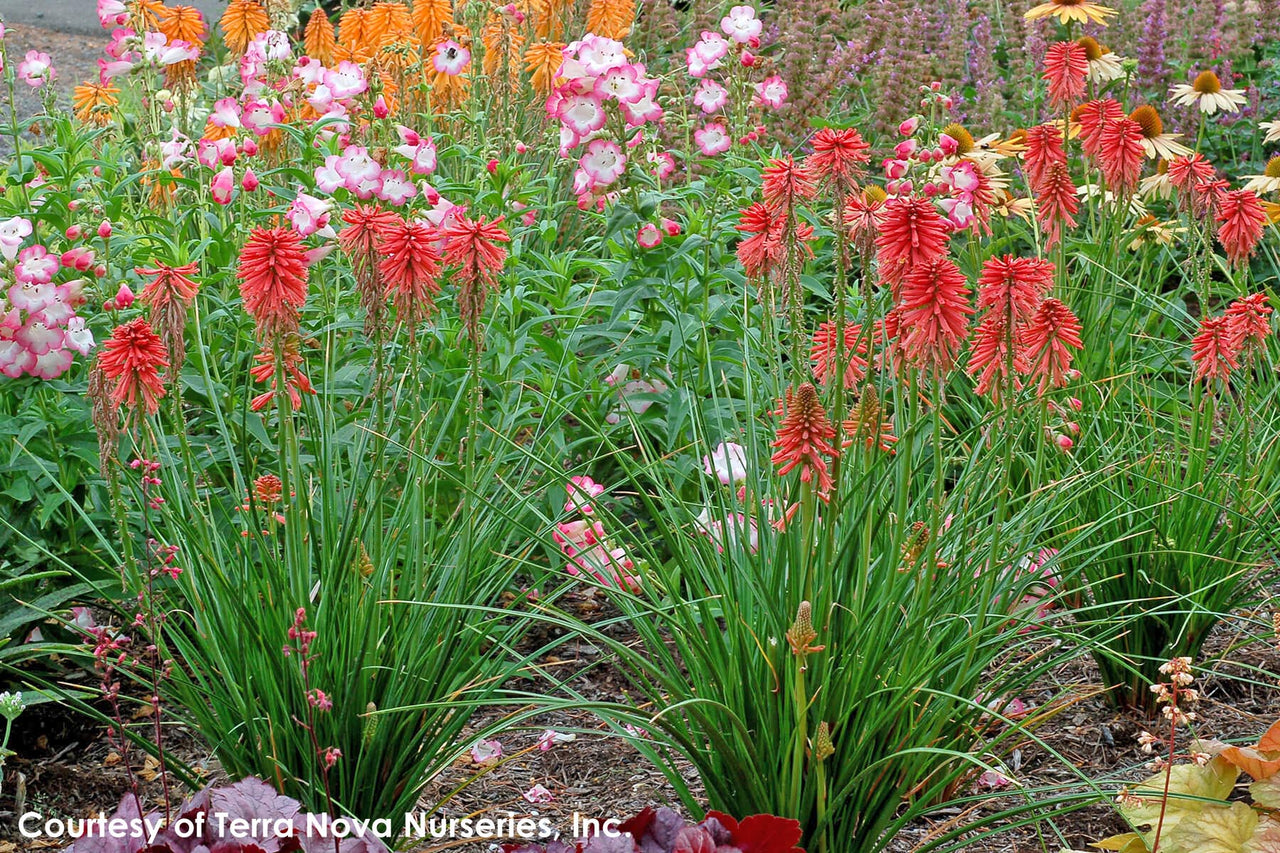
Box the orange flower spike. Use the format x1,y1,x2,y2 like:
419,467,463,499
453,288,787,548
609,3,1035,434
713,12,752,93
219,0,269,55
304,9,337,65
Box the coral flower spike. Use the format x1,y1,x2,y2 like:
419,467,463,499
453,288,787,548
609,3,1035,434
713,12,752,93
1025,0,1117,25
771,382,838,496
1191,315,1241,383
98,317,170,418
237,226,310,342
1043,42,1088,110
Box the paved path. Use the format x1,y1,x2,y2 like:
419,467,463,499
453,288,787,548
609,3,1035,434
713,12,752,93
0,1,229,36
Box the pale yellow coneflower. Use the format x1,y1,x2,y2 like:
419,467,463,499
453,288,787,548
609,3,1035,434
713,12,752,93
1077,36,1125,84
1128,105,1190,161
1242,156,1280,195
1025,0,1117,26
1170,70,1248,115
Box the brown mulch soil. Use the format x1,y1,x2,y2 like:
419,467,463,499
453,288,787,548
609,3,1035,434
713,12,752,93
0,23,105,159
6,595,1280,853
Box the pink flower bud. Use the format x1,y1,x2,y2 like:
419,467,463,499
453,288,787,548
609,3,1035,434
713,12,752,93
66,225,83,240
93,166,103,177
163,99,175,113
373,95,390,119
937,134,959,156
661,217,681,236
487,159,499,174
898,179,914,196
104,299,117,312
515,141,528,154
886,180,901,196
930,81,942,92
94,264,107,278
522,210,536,226
883,158,909,180
1066,421,1080,435
242,138,258,157
894,139,917,159
917,149,933,164
898,116,919,136
1054,434,1073,451
740,50,757,67
942,96,954,110
1068,397,1083,411
114,283,135,309
98,220,113,239
241,168,259,192
69,199,81,211
423,185,440,204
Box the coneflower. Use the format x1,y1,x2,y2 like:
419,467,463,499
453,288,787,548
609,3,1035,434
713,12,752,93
897,257,974,376
1036,162,1079,249
218,0,269,55
762,156,816,215
810,320,870,389
1020,298,1083,393
1025,0,1117,25
770,382,838,495
441,211,511,342
98,318,169,418
1190,314,1240,382
237,227,309,342
1170,70,1248,115
338,204,399,336
976,255,1055,324
1226,293,1273,350
137,261,200,370
1214,189,1267,266
805,127,870,194
1096,117,1145,194
875,195,950,292
1127,105,1190,160
250,339,315,412
378,216,443,330
1042,41,1088,109
303,8,336,65
1022,124,1066,192
1074,98,1124,159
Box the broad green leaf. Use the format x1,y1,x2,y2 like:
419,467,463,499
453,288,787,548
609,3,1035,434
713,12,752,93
1121,756,1240,837
1159,802,1257,853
